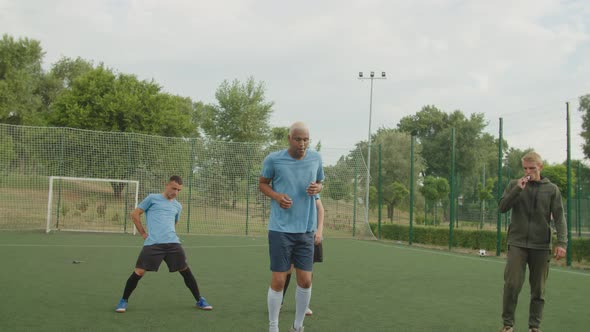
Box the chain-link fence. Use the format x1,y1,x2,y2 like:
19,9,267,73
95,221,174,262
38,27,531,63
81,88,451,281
0,124,374,239
3,121,589,244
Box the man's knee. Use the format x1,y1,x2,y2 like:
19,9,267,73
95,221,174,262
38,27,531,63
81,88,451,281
297,279,312,288
296,271,312,288
134,268,146,276
270,272,288,291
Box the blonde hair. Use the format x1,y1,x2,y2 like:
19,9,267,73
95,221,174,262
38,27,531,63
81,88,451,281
289,122,309,135
521,151,543,166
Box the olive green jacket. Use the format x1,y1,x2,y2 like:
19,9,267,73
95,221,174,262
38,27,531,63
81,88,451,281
498,177,567,250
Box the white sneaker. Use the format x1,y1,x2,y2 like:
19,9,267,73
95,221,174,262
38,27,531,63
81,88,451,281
305,307,313,316
289,326,304,332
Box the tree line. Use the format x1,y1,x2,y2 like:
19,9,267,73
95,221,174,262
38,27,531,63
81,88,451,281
2,34,590,223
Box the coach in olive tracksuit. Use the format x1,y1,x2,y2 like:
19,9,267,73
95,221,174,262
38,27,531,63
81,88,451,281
498,151,567,332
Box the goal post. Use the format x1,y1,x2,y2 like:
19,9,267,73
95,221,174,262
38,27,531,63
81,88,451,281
46,176,139,234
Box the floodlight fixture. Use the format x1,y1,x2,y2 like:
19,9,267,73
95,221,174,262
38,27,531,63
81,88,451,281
356,70,387,234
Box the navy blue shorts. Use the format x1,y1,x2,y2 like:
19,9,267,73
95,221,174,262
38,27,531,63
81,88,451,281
268,231,314,272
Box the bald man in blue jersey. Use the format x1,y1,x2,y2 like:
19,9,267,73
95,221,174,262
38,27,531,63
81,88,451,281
259,122,325,332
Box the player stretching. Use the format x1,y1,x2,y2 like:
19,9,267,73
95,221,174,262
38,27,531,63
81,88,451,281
115,175,212,313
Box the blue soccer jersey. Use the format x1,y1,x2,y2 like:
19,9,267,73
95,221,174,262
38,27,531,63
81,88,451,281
137,193,182,245
261,149,324,233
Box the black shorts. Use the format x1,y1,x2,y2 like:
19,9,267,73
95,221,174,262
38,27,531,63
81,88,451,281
313,242,323,263
135,243,188,272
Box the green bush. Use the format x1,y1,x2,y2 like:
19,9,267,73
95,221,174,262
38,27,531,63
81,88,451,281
414,215,425,225
414,215,438,226
572,238,590,263
370,223,589,262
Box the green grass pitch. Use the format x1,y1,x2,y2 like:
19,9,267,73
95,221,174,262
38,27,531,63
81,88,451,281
0,231,587,331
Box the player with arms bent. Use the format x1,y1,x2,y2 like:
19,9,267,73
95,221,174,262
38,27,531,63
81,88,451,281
498,152,567,332
260,122,324,332
114,175,212,313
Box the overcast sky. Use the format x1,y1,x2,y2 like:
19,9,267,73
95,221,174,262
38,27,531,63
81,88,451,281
2,0,589,165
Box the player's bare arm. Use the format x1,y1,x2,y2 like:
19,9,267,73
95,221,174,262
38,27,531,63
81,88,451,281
130,207,147,239
259,176,292,209
315,199,324,245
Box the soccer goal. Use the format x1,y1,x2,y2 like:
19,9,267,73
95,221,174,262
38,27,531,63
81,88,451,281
46,176,139,234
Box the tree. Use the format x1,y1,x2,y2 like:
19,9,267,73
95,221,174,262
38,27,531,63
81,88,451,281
199,77,274,208
265,126,289,152
326,178,352,201
0,130,15,172
398,106,494,181
398,106,502,217
371,128,424,186
570,159,590,199
50,57,94,89
324,154,357,204
384,182,409,222
477,177,495,229
579,94,590,159
420,176,438,224
48,64,198,137
201,77,273,143
323,149,365,216
0,34,45,125
434,177,451,222
37,57,94,110
420,176,449,224
314,140,322,152
352,127,425,211
542,164,569,197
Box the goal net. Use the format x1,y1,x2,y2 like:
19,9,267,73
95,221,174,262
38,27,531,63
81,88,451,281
46,176,139,234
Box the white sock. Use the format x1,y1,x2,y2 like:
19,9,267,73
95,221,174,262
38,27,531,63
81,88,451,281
294,285,312,329
268,287,283,332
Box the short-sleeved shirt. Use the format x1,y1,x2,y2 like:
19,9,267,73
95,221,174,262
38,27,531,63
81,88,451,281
261,149,324,233
138,193,182,246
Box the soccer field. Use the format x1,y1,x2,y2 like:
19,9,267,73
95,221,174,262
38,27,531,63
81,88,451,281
0,231,587,332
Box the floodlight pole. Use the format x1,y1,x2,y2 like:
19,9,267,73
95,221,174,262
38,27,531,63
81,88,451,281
358,71,386,234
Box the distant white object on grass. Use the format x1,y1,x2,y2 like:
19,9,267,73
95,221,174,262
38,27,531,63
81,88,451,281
478,249,487,257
